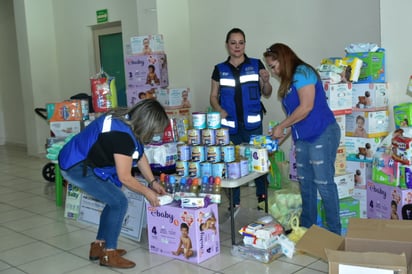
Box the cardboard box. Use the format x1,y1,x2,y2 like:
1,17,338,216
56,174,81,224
351,83,389,111
345,136,382,162
146,202,220,264
335,146,347,175
335,115,346,146
76,184,147,241
317,172,355,200
345,110,389,138
125,54,168,88
346,160,372,188
366,180,412,220
346,51,385,83
394,102,412,129
317,197,360,236
352,187,367,218
50,121,83,137
296,218,412,274
130,34,164,55
125,84,157,106
323,82,352,115
326,249,407,274
156,88,192,109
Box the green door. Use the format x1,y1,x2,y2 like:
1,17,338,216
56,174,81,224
99,33,126,107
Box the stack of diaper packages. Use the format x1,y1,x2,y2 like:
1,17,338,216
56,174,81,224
237,216,295,259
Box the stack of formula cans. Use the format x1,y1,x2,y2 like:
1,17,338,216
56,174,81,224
175,112,253,181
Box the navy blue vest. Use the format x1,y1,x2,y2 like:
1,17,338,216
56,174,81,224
58,114,143,186
217,59,262,134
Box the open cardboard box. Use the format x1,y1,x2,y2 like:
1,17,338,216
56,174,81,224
296,218,412,274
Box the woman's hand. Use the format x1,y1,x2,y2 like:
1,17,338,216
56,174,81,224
144,188,160,207
271,125,290,144
152,181,166,195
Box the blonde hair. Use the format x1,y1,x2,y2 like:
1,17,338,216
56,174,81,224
109,99,169,144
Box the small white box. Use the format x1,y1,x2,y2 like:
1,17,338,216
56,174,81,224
346,160,372,188
345,136,382,162
50,121,83,137
351,187,367,218
130,34,164,55
345,111,389,138
155,88,192,109
318,172,355,200
323,82,352,115
351,83,389,111
335,115,346,146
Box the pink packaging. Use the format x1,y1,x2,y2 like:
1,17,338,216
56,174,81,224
366,180,412,220
146,203,220,264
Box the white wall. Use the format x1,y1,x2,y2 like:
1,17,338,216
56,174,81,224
5,0,410,158
0,0,25,146
157,0,381,154
380,0,412,131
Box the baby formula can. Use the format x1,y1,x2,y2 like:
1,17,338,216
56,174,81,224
188,161,201,178
212,162,226,178
177,143,191,161
200,161,212,177
201,129,216,145
226,161,241,179
216,128,230,145
221,145,235,163
207,145,221,163
187,129,201,145
207,112,221,129
239,159,250,177
191,145,205,162
192,112,207,129
176,160,189,177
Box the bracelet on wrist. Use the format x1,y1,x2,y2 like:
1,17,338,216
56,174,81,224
148,179,157,188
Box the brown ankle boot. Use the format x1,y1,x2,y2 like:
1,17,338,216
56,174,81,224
100,250,136,269
89,242,127,260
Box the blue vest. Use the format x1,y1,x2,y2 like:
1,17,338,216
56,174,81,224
283,80,335,142
217,59,262,134
58,114,143,186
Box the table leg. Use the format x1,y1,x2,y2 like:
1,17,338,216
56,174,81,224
55,163,63,207
229,188,236,245
264,176,269,213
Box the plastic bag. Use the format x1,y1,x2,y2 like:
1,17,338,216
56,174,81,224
90,69,118,112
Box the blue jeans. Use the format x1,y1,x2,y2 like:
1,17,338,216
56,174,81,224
295,122,341,234
230,124,266,206
61,163,128,249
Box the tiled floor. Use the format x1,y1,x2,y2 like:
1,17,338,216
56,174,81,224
0,144,328,274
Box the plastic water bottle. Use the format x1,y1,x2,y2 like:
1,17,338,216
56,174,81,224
159,173,167,189
167,175,176,194
200,176,209,194
207,176,215,193
185,177,193,193
179,177,187,192
190,178,199,195
213,176,221,194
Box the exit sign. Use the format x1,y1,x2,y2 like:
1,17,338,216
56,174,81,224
96,9,108,23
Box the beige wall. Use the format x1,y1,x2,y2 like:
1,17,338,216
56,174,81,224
0,0,25,145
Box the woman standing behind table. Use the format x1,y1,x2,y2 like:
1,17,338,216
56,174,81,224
263,43,341,235
210,28,272,211
58,99,169,268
